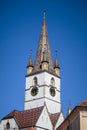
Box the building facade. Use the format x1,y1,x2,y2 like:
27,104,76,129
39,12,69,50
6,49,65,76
0,14,64,130
57,99,87,130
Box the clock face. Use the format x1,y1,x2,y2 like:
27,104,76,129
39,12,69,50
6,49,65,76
31,86,38,96
50,87,56,97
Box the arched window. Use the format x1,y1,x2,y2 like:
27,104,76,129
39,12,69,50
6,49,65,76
33,77,38,85
51,77,55,86
6,122,10,129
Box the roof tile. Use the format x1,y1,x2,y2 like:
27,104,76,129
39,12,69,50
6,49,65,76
3,106,44,128
79,99,87,106
50,113,60,126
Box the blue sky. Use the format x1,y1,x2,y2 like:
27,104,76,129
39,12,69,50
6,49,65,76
0,0,87,118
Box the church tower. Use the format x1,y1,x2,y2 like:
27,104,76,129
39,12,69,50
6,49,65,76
24,12,61,114
0,12,64,130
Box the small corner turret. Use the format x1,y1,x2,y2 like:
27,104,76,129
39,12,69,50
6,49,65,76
66,102,72,117
27,49,33,74
41,51,49,71
54,50,60,77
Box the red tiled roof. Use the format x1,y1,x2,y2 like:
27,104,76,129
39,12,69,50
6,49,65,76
50,113,60,126
79,99,87,106
3,106,44,128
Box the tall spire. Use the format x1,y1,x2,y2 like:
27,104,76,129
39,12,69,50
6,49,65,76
34,11,53,72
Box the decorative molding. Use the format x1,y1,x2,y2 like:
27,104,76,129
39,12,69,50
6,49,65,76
26,70,60,78
25,96,61,104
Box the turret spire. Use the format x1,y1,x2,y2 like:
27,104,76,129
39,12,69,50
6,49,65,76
27,49,33,74
66,101,72,117
54,50,60,76
34,12,53,73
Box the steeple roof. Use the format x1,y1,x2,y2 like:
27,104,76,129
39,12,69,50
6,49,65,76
33,14,53,73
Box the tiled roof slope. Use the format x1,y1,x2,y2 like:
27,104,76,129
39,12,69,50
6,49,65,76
50,113,60,127
3,106,44,128
2,106,61,128
79,99,87,106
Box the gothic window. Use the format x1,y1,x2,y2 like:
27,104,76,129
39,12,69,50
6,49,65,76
51,77,55,86
6,122,10,129
33,77,38,85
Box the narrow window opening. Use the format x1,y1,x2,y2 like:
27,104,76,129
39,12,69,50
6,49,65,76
51,77,55,86
6,122,10,129
33,77,38,85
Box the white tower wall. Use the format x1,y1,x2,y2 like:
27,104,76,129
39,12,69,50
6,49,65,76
24,71,61,113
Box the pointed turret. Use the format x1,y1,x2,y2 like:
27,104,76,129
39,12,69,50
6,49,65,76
66,102,72,117
33,11,53,73
41,50,49,70
54,51,60,76
27,50,33,74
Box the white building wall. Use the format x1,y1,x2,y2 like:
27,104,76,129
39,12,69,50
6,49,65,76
45,86,60,103
36,106,53,130
55,112,64,129
24,98,45,110
0,118,19,130
45,99,61,113
80,111,87,130
25,86,44,101
24,71,61,113
25,72,60,90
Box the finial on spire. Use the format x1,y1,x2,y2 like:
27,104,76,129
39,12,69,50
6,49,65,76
43,9,46,19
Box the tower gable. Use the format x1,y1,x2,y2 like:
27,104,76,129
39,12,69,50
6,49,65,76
36,106,53,130
55,112,64,129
